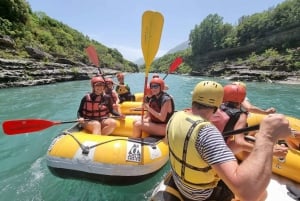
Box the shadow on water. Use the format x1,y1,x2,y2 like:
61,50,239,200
48,166,165,186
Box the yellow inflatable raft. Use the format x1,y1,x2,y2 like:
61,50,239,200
120,101,143,115
46,115,169,180
244,113,300,183
134,92,144,102
118,92,144,115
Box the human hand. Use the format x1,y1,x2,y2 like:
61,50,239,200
259,114,291,142
78,117,85,124
143,103,150,111
118,114,126,119
273,143,289,158
265,107,276,114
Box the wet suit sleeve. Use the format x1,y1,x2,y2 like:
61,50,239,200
77,96,85,118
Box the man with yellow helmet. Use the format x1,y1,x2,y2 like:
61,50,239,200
166,80,291,201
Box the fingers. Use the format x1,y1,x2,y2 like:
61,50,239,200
260,114,291,141
265,107,276,114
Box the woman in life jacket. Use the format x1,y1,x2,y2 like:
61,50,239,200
77,76,124,135
132,77,175,138
105,77,121,113
144,74,168,103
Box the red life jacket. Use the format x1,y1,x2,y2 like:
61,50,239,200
82,93,110,119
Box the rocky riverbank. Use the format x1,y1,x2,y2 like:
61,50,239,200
1,58,300,89
0,58,118,88
205,64,300,85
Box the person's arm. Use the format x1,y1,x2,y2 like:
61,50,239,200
77,97,85,118
242,99,276,115
77,97,87,124
104,94,123,117
212,114,291,201
227,113,253,154
113,90,120,104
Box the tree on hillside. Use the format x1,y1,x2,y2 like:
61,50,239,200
0,0,31,24
189,14,233,56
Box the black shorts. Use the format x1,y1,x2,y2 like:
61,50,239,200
204,180,234,201
151,173,234,201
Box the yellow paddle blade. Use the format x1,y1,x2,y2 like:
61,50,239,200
141,10,164,76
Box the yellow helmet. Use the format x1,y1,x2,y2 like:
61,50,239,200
231,81,246,89
192,81,224,108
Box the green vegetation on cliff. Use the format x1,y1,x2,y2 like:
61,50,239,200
0,0,138,72
150,0,299,75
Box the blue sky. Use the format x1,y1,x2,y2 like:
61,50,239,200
27,0,286,62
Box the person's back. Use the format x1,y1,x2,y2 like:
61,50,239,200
166,80,291,201
219,84,252,154
168,81,236,201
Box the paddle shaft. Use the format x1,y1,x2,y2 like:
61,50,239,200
222,124,259,137
162,73,169,80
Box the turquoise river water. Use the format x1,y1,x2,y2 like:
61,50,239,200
0,73,299,201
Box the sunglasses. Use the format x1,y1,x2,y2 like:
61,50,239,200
150,84,160,89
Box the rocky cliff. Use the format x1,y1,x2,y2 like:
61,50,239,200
0,35,119,88
0,58,119,88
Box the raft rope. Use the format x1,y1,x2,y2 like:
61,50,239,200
62,131,160,155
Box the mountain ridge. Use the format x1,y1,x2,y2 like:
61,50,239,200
134,40,189,65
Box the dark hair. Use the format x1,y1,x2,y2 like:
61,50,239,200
192,101,217,113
